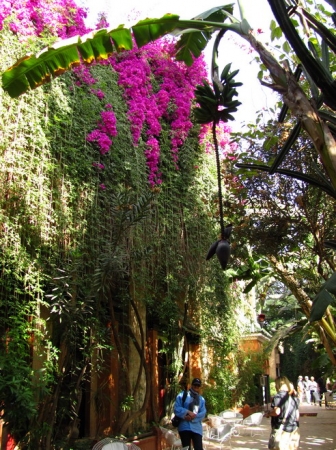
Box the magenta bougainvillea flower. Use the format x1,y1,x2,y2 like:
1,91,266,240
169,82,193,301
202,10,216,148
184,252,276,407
77,35,208,186
87,129,112,155
1,1,237,187
0,0,89,38
92,162,105,170
107,39,208,185
86,108,118,156
199,123,237,157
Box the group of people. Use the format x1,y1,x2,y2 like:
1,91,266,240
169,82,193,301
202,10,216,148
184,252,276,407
172,375,301,450
296,375,329,406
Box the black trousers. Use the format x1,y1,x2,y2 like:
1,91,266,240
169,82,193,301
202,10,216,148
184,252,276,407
179,430,203,450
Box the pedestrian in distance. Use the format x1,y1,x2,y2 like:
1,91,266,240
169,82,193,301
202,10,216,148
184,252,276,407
326,377,332,391
310,376,319,405
303,376,311,404
173,377,206,450
296,376,304,403
266,376,300,450
317,376,327,407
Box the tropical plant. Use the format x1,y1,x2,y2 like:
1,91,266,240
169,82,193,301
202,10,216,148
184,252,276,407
195,63,241,269
3,0,336,252
0,2,246,446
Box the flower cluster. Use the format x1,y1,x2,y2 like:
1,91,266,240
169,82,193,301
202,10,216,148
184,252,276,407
87,108,118,155
0,0,89,38
72,65,116,172
199,123,237,158
72,65,98,86
145,138,161,186
109,39,207,185
92,162,105,170
149,40,207,166
109,50,160,144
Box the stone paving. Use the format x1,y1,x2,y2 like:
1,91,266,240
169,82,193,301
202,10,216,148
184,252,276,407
203,402,336,449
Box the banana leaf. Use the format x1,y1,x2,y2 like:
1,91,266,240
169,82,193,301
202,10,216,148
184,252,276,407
310,272,336,322
2,17,179,98
175,5,234,65
2,4,245,98
268,0,336,110
269,122,301,174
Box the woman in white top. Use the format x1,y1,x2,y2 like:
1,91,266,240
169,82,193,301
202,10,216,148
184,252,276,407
310,376,319,405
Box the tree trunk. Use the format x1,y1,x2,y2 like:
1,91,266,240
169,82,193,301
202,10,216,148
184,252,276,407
242,31,336,189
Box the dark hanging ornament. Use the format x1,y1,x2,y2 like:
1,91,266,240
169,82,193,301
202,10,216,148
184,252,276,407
215,239,231,270
206,224,232,269
195,57,240,272
205,240,220,260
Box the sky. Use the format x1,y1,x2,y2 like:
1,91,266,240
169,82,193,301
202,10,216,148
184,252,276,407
78,0,280,131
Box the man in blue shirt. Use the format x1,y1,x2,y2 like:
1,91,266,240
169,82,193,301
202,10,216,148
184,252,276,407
173,378,206,450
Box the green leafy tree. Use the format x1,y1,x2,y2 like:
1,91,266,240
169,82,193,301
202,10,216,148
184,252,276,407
229,119,336,366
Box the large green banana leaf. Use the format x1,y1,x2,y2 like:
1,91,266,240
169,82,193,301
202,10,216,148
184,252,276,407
310,272,336,322
2,15,178,98
2,6,236,98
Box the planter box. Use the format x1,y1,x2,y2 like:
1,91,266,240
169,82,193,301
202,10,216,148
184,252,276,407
131,428,162,450
132,434,158,450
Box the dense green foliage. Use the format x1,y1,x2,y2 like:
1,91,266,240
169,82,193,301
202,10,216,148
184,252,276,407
0,15,252,447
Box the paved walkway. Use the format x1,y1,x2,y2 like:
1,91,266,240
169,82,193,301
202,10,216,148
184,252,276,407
204,403,336,449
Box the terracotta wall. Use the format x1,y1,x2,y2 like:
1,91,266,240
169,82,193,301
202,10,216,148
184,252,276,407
239,333,279,379
189,342,202,382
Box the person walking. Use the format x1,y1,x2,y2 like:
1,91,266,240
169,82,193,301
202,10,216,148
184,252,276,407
303,376,311,404
316,376,327,407
310,376,319,405
173,377,206,450
266,376,300,450
296,376,304,403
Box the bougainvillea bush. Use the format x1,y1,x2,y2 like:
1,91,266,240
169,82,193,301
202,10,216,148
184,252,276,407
0,0,89,39
73,39,207,187
0,1,240,448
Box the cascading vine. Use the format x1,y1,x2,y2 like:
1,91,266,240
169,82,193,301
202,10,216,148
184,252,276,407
106,40,207,185
72,39,207,187
0,1,242,447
